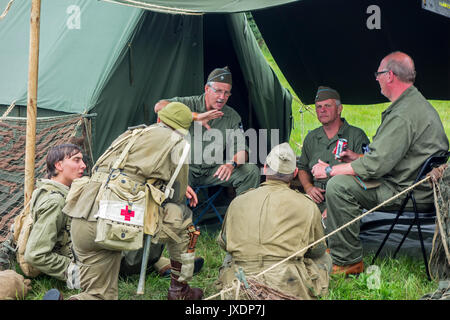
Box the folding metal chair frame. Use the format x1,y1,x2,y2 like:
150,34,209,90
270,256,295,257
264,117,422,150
191,185,224,226
371,152,449,280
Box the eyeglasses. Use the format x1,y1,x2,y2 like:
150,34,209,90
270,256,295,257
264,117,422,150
208,85,232,97
374,69,390,79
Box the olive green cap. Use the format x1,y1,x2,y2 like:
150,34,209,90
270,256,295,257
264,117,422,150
315,86,340,102
158,102,192,135
266,142,296,174
207,66,232,85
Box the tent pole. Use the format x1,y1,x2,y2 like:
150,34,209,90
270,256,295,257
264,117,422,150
24,0,41,212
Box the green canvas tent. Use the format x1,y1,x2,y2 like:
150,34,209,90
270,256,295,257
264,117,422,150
0,0,293,160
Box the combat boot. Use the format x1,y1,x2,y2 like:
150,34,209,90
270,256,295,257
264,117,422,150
331,260,364,275
167,259,203,300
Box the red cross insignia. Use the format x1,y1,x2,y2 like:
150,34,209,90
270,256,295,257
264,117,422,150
121,205,135,221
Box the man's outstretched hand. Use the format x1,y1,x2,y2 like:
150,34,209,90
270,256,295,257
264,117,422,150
196,110,224,130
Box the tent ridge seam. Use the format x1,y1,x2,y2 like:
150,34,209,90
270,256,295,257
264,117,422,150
102,0,204,15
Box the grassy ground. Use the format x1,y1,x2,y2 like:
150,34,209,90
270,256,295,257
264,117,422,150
23,228,438,300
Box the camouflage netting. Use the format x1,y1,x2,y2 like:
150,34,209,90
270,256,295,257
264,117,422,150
0,114,93,242
421,165,450,300
429,165,450,280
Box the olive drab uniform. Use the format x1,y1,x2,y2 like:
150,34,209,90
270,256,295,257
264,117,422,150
23,179,72,281
168,94,260,195
63,123,196,300
326,86,449,266
297,118,370,213
216,180,332,300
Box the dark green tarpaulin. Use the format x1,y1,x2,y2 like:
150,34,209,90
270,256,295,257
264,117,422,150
253,0,450,104
0,0,292,160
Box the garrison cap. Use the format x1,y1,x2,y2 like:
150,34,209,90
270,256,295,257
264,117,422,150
207,66,232,85
315,86,340,103
266,143,296,174
158,102,192,135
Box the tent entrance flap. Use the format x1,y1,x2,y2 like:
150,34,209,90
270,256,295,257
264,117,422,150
91,11,292,160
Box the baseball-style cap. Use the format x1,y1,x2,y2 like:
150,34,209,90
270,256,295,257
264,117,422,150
266,142,296,174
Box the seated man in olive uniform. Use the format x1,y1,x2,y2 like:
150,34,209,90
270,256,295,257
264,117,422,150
312,51,449,275
154,66,260,201
297,86,369,220
216,143,331,300
25,144,86,284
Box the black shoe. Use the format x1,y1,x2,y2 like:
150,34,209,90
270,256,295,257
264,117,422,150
43,289,63,300
162,257,205,278
193,257,204,275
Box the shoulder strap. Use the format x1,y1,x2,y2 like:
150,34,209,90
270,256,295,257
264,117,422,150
111,129,145,171
164,140,191,199
94,125,157,171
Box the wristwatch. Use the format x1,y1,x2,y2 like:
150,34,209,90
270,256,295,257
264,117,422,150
230,161,238,168
325,166,332,178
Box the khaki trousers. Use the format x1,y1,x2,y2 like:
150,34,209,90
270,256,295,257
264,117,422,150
69,203,193,300
69,218,122,300
189,163,260,196
325,175,420,266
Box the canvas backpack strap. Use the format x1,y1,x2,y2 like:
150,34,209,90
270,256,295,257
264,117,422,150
164,140,191,199
93,125,156,172
93,132,134,171
111,128,146,171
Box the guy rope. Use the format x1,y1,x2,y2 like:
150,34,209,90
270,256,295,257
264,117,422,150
0,0,14,20
205,175,433,300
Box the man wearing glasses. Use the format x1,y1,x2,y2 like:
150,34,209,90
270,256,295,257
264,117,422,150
155,66,260,202
310,51,449,275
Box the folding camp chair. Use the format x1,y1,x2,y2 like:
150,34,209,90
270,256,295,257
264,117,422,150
190,185,224,226
372,152,450,280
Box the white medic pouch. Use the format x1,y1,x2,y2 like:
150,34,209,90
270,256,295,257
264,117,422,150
94,172,146,251
93,126,190,251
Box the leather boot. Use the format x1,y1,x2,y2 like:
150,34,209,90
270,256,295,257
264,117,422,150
331,260,364,275
167,259,203,300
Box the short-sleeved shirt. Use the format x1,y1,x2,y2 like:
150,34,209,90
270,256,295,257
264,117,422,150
168,94,248,169
298,118,370,189
351,85,449,203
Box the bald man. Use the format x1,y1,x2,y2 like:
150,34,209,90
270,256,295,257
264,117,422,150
311,51,449,274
